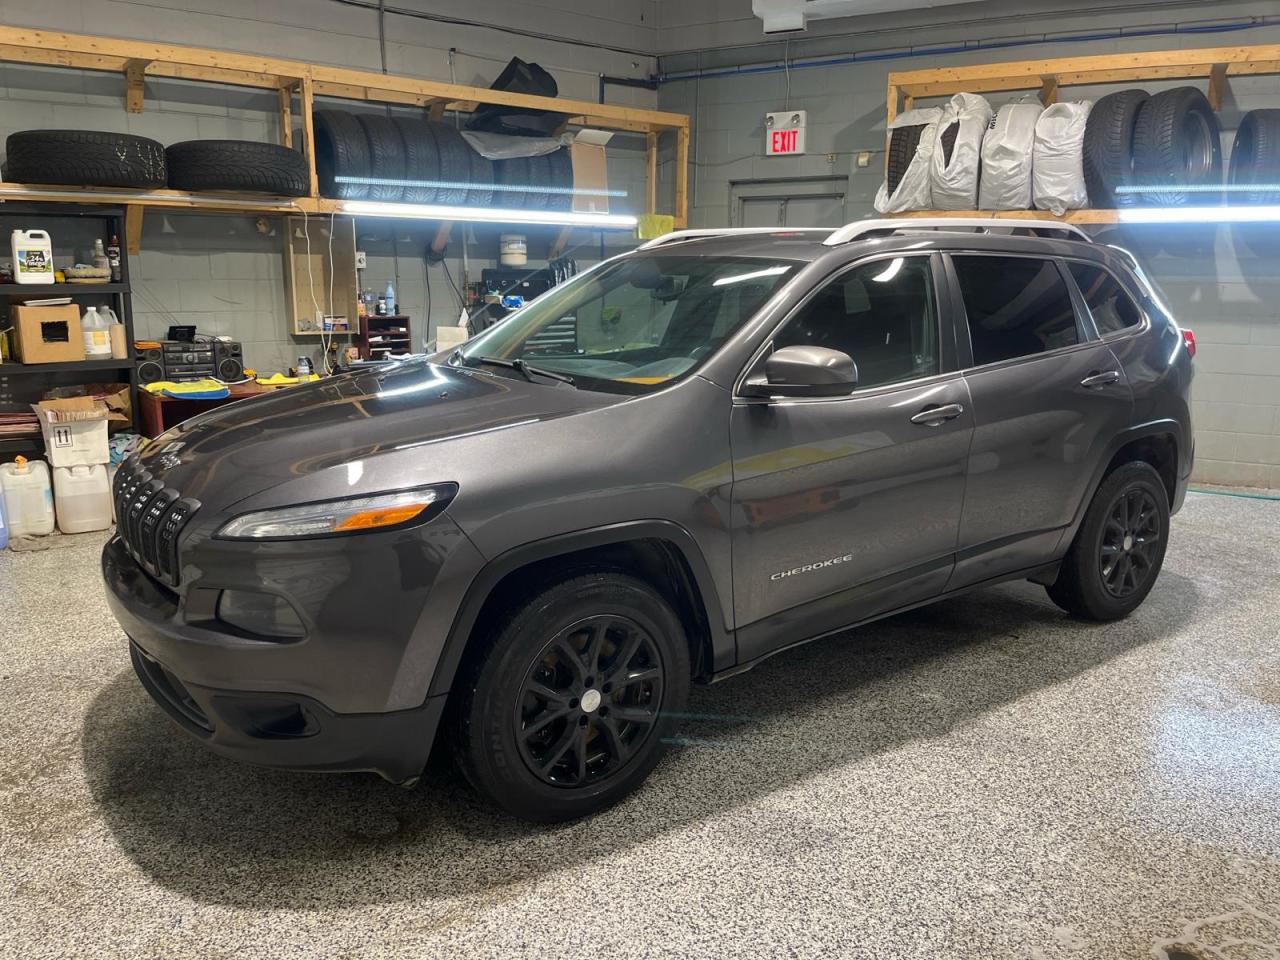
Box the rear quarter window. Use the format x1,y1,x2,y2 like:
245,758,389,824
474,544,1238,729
1068,262,1144,335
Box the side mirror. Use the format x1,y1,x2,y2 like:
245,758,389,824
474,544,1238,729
742,345,858,398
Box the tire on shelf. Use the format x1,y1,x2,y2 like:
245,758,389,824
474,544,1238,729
524,153,553,210
4,130,166,188
1229,109,1280,256
427,121,471,205
466,145,495,207
356,114,407,202
493,156,532,209
165,140,309,196
886,125,927,198
546,147,574,211
393,118,441,204
1082,88,1149,208
1131,86,1223,206
313,110,371,200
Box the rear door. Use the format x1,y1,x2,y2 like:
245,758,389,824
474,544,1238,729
729,253,974,661
946,253,1134,588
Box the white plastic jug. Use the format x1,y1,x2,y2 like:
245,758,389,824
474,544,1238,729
11,229,55,284
82,306,112,358
53,464,112,534
0,457,55,537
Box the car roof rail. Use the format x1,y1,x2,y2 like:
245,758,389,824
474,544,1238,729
823,217,1094,246
637,227,831,250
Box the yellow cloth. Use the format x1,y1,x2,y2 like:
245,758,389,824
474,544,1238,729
256,372,321,386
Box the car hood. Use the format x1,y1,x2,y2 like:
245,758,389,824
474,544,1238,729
134,360,621,513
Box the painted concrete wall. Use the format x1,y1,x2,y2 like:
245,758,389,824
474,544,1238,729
0,0,657,373
656,0,1280,488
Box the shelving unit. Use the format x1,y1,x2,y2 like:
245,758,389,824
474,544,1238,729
0,204,138,453
358,315,413,361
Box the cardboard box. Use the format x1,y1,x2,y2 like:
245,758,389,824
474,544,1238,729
43,383,132,432
31,396,125,467
12,304,85,363
571,130,613,215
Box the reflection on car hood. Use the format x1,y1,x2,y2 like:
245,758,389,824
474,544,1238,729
134,360,620,512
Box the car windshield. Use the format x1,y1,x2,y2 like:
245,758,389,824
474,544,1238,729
453,254,801,394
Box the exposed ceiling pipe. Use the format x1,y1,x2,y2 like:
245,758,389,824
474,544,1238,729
753,0,992,35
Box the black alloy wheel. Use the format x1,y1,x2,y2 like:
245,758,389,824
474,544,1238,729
1098,487,1162,598
515,615,664,787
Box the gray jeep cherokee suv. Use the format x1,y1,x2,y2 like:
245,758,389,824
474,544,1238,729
104,219,1194,821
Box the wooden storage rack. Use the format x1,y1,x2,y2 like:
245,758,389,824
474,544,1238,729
0,26,690,247
884,43,1280,224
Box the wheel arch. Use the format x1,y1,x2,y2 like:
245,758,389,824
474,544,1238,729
1072,419,1184,534
428,521,733,698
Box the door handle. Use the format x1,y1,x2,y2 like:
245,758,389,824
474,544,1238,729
1080,370,1122,389
910,403,965,426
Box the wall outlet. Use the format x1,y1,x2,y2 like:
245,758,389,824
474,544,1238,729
355,250,367,269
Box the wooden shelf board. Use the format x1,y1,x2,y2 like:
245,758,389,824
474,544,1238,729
891,209,1131,225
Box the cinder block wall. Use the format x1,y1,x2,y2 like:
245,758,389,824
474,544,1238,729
0,0,659,373
656,0,1280,489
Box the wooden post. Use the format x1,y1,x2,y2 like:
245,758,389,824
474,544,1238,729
674,126,690,229
278,84,294,148
299,76,319,198
549,226,571,259
125,204,144,256
124,59,150,113
645,132,658,216
1208,62,1229,110
430,222,453,257
1039,75,1059,106
427,101,446,122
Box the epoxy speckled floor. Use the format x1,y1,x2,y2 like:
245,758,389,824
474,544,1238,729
1,492,1278,959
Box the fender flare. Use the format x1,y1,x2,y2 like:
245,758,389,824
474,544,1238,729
1067,417,1186,537
427,520,734,697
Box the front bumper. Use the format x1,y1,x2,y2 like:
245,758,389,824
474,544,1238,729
103,512,484,781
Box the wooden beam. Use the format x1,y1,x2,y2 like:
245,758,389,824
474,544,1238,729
645,132,658,216
674,127,690,229
278,85,294,148
427,101,446,122
1038,75,1058,106
430,222,453,257
124,204,144,255
1207,62,1229,111
124,58,149,113
299,77,318,199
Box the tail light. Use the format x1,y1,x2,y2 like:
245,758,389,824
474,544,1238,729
1182,328,1196,358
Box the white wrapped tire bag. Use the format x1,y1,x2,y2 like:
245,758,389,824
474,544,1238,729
929,93,993,210
978,101,1042,210
874,107,943,213
1033,101,1094,216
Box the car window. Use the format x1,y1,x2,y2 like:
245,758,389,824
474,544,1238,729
952,256,1080,366
771,256,940,389
1068,262,1144,335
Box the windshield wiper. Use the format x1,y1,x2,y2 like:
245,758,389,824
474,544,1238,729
455,353,575,386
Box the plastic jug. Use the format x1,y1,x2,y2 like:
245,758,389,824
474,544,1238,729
53,464,112,534
81,306,112,358
11,229,55,284
0,457,55,537
0,485,8,550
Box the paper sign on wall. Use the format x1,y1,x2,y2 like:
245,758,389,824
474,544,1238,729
765,110,807,156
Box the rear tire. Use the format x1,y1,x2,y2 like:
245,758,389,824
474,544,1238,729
1046,462,1169,621
450,572,690,822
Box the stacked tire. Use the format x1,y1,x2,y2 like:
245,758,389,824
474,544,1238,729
313,109,572,209
1228,109,1280,255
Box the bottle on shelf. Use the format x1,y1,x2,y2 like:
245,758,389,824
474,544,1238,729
384,281,396,314
106,234,122,282
81,305,112,358
92,238,110,273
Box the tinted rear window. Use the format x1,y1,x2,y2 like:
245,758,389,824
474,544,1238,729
1068,262,1143,335
953,256,1080,366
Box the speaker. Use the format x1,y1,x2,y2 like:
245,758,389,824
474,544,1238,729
136,347,165,385
214,340,244,381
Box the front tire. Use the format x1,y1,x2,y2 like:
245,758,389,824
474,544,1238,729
450,573,690,822
1047,462,1170,621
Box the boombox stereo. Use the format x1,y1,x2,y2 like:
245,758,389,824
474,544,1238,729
137,340,244,384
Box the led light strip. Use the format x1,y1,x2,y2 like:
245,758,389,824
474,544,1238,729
1115,205,1280,224
339,199,637,228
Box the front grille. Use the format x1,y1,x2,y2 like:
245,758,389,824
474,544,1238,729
113,459,200,587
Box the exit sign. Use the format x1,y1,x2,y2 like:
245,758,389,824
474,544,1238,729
765,110,807,156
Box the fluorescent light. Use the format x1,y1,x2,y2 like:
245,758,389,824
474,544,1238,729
336,175,627,198
871,257,904,282
340,200,637,229
1116,205,1280,224
712,265,791,286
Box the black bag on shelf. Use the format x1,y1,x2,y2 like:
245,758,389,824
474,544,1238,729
467,57,566,138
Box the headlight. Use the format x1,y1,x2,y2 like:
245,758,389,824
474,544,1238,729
216,484,456,540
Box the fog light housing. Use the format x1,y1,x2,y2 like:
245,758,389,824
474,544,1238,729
216,590,306,640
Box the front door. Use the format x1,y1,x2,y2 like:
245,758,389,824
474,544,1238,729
946,253,1135,588
729,253,973,663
